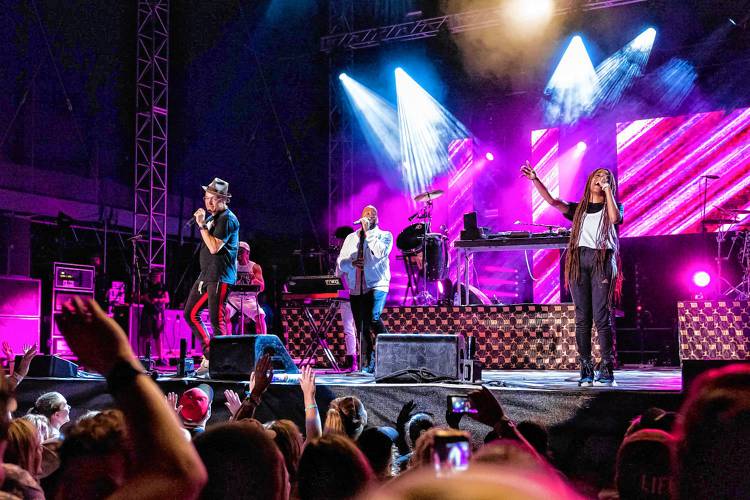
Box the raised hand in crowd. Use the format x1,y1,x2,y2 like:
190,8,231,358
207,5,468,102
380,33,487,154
166,391,183,415
1,341,14,369
224,389,242,420
395,400,417,455
467,386,541,460
55,297,206,499
233,353,273,421
16,344,38,377
300,365,321,440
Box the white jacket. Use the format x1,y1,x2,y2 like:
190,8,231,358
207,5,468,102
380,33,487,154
336,226,393,294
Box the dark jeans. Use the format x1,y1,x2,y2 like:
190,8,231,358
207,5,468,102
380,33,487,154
350,290,388,366
184,280,231,355
569,248,615,365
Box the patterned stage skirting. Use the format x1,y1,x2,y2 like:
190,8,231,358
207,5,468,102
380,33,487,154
282,304,605,370
678,300,750,361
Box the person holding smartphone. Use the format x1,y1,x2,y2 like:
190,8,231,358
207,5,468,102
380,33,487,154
521,162,623,386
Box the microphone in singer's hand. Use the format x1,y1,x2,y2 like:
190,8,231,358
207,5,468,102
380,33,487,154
352,217,367,225
185,214,213,227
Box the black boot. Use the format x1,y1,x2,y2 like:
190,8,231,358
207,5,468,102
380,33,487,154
578,359,594,387
595,361,615,386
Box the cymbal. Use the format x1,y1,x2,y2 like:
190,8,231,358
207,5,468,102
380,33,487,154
414,189,444,202
702,218,740,225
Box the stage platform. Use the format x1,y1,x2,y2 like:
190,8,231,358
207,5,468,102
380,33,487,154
15,366,683,488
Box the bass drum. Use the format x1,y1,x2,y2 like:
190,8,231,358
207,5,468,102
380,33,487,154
424,233,449,281
396,222,430,254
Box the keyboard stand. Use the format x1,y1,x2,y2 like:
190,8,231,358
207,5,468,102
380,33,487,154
297,299,342,372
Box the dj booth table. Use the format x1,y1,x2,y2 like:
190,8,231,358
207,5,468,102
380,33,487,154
282,303,602,370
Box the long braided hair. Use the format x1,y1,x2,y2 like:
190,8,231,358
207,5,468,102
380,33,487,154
564,168,622,305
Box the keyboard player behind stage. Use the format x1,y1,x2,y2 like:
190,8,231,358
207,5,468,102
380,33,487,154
521,161,623,387
225,241,266,334
336,205,393,374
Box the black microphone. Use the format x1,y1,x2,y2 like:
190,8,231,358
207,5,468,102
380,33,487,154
700,175,719,179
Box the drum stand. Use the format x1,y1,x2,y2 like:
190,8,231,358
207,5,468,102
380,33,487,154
721,230,750,300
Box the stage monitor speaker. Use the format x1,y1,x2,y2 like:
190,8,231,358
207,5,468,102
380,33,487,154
19,355,78,378
682,360,750,392
375,333,465,382
209,335,299,380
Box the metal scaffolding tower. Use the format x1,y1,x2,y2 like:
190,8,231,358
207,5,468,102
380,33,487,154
321,0,650,52
327,0,354,245
133,0,169,275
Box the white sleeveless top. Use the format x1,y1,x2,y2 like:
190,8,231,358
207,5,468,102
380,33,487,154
578,208,617,250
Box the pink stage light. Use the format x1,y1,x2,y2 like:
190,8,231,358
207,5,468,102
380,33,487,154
485,152,495,161
692,271,711,288
575,141,587,154
437,281,444,294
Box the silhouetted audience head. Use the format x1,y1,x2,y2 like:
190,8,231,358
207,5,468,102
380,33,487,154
194,420,287,500
28,392,70,436
324,396,367,440
5,419,42,478
54,409,131,500
357,427,395,480
472,439,542,472
625,407,676,437
297,433,374,500
615,429,674,500
20,414,51,443
265,419,303,484
674,364,750,500
369,464,582,500
407,412,434,450
515,421,549,456
409,427,470,470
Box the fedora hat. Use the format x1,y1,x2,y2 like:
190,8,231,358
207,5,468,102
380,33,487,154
202,177,232,198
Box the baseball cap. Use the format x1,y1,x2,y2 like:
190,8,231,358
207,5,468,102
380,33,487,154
178,384,214,423
239,241,250,252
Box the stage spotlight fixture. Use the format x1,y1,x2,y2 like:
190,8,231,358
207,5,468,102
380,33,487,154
543,35,597,124
692,271,711,288
575,141,587,154
339,73,348,81
485,152,495,161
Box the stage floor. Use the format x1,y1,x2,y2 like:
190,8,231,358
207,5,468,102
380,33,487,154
311,366,683,392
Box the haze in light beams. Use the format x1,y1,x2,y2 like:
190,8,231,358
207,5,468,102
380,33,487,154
543,36,597,125
339,73,400,167
593,28,656,110
395,68,471,198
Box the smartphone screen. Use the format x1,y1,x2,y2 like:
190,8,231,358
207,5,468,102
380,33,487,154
448,395,477,414
433,435,471,475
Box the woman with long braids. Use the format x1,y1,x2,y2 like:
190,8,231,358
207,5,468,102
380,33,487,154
521,161,623,386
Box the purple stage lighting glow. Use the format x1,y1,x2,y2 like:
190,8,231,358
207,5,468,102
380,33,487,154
485,152,495,161
619,107,750,236
692,271,711,288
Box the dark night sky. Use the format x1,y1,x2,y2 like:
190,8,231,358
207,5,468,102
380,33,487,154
2,0,750,245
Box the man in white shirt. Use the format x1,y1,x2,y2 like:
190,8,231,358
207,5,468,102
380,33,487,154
336,205,393,373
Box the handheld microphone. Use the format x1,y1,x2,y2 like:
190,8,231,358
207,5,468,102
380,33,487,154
185,214,213,228
352,217,368,225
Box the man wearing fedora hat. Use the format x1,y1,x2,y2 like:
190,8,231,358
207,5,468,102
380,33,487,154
184,178,240,373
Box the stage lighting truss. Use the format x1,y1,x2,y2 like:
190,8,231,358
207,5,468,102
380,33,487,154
320,0,651,52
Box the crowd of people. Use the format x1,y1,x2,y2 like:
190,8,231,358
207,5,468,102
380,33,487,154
1,297,748,499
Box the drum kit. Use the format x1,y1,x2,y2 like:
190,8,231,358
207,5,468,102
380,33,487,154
396,189,450,305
